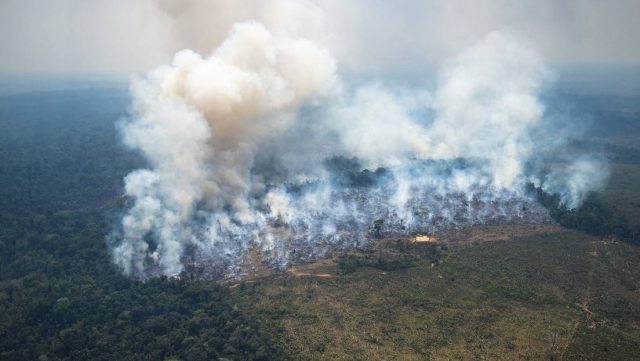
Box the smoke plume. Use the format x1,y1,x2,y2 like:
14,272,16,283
111,1,607,278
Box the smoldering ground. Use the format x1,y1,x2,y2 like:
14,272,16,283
109,1,608,279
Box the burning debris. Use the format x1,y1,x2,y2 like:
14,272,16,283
140,174,554,280
109,1,606,279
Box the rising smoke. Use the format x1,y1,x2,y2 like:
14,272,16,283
111,0,607,278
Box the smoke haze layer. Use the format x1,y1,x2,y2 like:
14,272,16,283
111,4,607,278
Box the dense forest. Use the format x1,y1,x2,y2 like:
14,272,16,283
529,185,640,246
0,211,280,360
0,89,281,360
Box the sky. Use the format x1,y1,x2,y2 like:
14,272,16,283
1,0,639,80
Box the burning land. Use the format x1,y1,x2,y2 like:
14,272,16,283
2,1,640,360
177,160,556,281
109,22,607,280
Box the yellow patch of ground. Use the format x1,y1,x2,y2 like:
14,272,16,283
413,235,434,243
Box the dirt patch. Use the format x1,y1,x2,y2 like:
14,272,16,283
287,258,338,278
289,270,334,278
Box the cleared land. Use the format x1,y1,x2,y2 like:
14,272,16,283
231,225,640,360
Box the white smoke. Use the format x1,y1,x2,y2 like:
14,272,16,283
113,20,336,276
111,4,607,278
428,32,546,189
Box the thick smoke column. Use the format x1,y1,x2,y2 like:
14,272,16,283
113,20,335,276
111,4,607,278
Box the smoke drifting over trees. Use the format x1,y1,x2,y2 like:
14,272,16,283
110,0,608,278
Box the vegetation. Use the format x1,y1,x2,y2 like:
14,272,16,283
599,164,640,229
529,184,640,245
236,226,640,360
0,212,280,360
0,89,281,360
337,239,443,274
1,88,639,360
323,156,391,188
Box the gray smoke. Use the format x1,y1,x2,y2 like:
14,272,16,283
111,2,607,278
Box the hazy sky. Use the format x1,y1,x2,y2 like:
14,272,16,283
1,0,639,78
